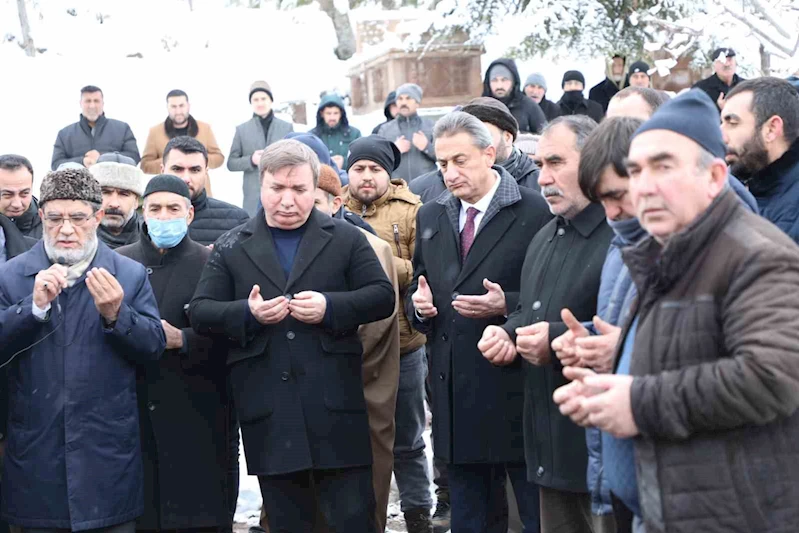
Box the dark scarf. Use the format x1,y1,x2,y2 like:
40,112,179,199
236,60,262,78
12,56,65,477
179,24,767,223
97,211,142,249
500,147,537,182
11,197,42,235
257,111,274,146
165,115,199,139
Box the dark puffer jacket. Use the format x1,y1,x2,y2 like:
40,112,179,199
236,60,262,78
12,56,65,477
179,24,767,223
622,189,799,533
482,59,547,134
51,114,140,170
746,138,799,244
372,91,397,135
189,191,250,246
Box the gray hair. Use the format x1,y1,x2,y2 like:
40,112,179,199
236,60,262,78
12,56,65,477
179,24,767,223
433,111,493,150
542,115,599,152
696,147,716,171
258,139,320,186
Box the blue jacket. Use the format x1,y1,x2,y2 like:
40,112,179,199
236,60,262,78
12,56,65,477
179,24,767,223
586,176,759,515
0,241,165,531
747,139,799,243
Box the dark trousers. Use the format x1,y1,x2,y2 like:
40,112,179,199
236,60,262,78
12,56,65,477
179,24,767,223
14,521,136,533
225,385,239,533
538,486,593,533
610,493,633,533
449,463,541,533
258,466,376,533
424,350,449,500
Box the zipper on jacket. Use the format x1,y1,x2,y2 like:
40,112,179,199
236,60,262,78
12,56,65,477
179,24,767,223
392,224,402,257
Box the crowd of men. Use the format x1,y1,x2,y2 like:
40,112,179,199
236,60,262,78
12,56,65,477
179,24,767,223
0,47,798,533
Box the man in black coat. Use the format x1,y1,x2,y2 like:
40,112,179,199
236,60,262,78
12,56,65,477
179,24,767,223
693,47,745,111
588,55,627,113
408,112,552,533
0,214,36,533
0,155,43,239
51,85,140,170
372,91,398,135
524,73,562,122
411,98,541,203
483,59,547,134
117,175,229,533
91,153,146,250
189,139,395,532
161,136,249,246
479,116,613,533
560,71,605,124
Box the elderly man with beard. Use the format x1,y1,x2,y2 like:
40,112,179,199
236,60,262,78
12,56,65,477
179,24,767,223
721,77,799,242
0,168,165,533
553,89,799,533
90,153,146,249
478,115,613,533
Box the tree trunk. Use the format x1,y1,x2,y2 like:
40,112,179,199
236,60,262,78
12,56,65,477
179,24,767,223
16,0,35,57
318,0,357,60
759,43,771,76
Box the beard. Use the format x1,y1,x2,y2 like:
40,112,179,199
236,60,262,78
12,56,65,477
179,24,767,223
727,133,770,180
44,230,98,266
101,208,135,230
495,137,511,164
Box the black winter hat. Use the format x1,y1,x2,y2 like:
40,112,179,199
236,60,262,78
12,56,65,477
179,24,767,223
633,89,726,159
346,135,402,173
628,61,651,76
40,168,103,207
562,70,586,88
462,97,519,141
143,174,191,200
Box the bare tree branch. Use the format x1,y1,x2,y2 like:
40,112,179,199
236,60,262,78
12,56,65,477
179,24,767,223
748,0,791,40
724,4,799,57
16,0,35,57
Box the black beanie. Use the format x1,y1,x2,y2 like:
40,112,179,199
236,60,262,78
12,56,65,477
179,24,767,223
462,97,519,141
562,70,586,88
143,174,191,200
628,61,651,77
633,89,726,159
346,135,401,173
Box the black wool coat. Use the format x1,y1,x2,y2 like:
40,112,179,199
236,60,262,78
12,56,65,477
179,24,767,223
189,209,395,476
502,202,613,491
406,170,552,464
116,232,229,531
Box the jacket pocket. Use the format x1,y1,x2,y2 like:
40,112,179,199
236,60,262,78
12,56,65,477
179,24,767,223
320,336,366,412
226,334,269,366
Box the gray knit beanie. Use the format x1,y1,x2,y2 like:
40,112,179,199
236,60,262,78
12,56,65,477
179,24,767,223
525,73,548,92
40,168,103,207
396,83,423,103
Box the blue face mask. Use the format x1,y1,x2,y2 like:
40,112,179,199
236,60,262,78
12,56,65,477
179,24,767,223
147,217,188,249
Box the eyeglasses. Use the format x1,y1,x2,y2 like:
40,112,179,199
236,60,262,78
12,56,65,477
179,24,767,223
43,214,93,228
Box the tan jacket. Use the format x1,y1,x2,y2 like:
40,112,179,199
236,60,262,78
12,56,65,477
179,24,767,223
344,179,426,354
140,118,224,196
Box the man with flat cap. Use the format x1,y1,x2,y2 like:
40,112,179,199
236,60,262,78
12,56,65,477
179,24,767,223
0,167,165,533
343,135,432,532
377,84,437,183
117,175,230,533
693,47,745,111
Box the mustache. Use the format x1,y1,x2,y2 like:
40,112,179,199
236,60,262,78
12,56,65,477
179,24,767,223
541,186,563,198
105,208,126,217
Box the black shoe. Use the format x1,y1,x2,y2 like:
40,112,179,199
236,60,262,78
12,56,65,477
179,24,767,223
404,507,433,533
431,498,451,533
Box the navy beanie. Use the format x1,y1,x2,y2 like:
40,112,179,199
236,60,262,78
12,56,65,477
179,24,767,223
633,89,726,159
283,132,332,165
346,135,401,173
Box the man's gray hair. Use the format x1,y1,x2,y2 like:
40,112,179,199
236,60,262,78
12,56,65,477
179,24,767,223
433,111,493,150
543,115,599,152
258,139,320,186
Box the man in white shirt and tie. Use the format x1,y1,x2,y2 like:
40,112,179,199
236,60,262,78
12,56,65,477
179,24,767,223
407,111,552,533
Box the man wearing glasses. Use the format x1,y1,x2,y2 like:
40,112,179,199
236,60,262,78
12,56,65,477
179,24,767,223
0,168,166,533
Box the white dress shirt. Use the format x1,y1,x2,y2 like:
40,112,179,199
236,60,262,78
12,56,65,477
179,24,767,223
458,171,501,234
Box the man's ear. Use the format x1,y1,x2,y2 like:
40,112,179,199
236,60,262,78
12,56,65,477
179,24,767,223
187,205,195,225
762,115,785,144
332,196,343,213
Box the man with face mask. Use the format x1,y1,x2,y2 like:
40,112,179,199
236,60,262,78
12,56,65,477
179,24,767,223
721,77,799,242
117,175,230,533
0,167,165,533
90,153,146,249
560,71,605,123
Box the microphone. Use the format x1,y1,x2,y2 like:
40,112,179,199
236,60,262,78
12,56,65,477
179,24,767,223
55,256,67,315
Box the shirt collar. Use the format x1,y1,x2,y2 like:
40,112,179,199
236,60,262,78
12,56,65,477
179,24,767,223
460,170,501,214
